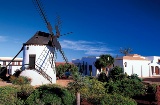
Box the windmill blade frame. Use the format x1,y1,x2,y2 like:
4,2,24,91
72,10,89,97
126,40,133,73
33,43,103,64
33,0,69,63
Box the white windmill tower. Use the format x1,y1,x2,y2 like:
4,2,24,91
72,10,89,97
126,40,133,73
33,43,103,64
20,0,70,86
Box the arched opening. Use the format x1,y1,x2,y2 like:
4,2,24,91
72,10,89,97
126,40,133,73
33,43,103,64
155,66,159,75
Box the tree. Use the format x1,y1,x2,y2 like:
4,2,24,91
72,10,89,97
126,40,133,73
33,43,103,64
99,54,114,67
94,59,101,72
120,47,133,56
56,63,78,79
108,66,125,81
98,54,114,75
67,72,84,105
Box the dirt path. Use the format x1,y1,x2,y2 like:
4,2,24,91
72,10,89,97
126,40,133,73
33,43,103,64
56,79,73,87
0,81,12,87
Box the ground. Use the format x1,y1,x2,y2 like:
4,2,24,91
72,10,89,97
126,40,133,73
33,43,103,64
56,79,73,87
0,81,12,86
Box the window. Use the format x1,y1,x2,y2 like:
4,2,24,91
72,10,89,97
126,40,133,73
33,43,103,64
18,61,21,65
124,62,127,67
27,47,29,50
12,62,15,66
3,61,6,65
158,59,160,63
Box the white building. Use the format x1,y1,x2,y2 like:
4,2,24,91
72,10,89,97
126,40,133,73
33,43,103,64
20,31,56,86
72,54,160,78
0,57,22,75
114,54,150,77
72,56,100,76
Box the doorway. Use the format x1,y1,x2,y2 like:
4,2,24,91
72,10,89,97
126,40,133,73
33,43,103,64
89,65,92,76
155,66,159,75
29,54,36,69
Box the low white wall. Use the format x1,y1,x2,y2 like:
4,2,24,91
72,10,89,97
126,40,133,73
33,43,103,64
20,69,56,86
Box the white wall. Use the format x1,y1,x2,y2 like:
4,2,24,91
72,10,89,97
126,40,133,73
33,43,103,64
0,59,22,75
114,59,150,77
22,45,56,85
20,69,54,86
72,56,99,76
123,60,150,77
146,56,160,63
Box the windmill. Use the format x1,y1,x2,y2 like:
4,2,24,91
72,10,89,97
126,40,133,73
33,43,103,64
32,0,69,63
21,0,72,86
0,0,72,86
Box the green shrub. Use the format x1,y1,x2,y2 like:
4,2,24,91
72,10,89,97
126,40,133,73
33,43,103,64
17,85,34,100
56,63,78,79
98,72,108,82
84,78,106,99
13,69,22,77
0,86,24,105
108,66,125,81
10,76,32,85
109,66,123,76
129,74,142,82
105,78,146,97
99,94,137,105
25,84,75,105
69,77,106,99
147,84,157,94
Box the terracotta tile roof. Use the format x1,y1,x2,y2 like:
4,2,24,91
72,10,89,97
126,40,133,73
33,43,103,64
115,54,148,61
24,31,52,45
55,62,73,67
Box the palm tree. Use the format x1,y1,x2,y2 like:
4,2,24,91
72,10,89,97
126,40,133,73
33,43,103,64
94,54,114,75
67,72,84,105
120,47,133,56
94,59,101,72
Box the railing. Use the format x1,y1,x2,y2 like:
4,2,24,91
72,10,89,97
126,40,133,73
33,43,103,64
34,64,52,83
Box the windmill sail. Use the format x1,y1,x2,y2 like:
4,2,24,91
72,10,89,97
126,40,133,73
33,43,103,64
33,0,69,63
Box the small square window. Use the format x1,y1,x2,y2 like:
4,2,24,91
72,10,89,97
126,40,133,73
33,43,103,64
3,61,6,65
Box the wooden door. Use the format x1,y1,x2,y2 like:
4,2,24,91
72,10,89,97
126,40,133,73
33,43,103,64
155,66,159,75
29,55,36,69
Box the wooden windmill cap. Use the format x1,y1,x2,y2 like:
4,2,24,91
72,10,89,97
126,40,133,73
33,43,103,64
24,31,52,46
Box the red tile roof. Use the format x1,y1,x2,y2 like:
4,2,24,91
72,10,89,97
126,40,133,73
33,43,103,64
55,62,73,67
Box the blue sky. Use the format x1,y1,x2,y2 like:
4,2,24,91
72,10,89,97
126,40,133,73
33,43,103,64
0,0,160,62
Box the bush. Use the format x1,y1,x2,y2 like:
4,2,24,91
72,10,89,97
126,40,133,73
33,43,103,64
98,72,108,82
0,67,8,81
129,74,142,82
13,69,22,77
81,77,106,99
25,84,75,105
105,78,146,97
147,84,157,94
10,76,32,85
109,66,123,76
56,63,78,79
99,94,137,105
0,86,24,105
108,66,126,81
17,85,34,100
